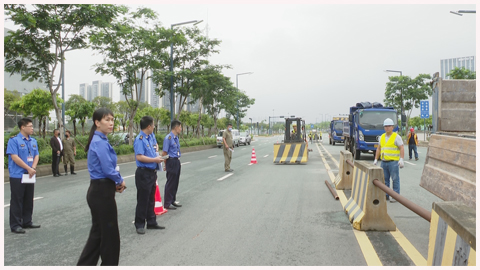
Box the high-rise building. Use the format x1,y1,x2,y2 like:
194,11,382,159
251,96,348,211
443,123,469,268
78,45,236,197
440,56,476,79
100,82,113,99
91,80,101,101
136,71,148,104
79,83,89,100
87,85,92,101
150,79,161,108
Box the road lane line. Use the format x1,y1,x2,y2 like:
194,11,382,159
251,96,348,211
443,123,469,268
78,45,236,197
181,162,191,165
263,155,269,158
5,197,44,208
208,155,217,159
319,143,339,167
390,229,427,266
248,163,254,166
217,173,233,181
124,174,135,179
404,161,416,166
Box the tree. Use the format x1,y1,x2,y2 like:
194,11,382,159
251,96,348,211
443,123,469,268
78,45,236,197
10,88,60,138
92,96,115,111
89,7,172,144
4,89,21,122
65,94,88,136
152,27,223,119
4,4,125,139
446,67,476,79
159,107,171,132
178,110,192,136
384,73,432,132
116,101,130,132
78,101,96,135
224,90,256,127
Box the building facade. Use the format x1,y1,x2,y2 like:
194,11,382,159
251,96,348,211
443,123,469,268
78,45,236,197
440,56,476,79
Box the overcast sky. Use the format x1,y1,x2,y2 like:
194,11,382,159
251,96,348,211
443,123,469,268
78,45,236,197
3,3,477,125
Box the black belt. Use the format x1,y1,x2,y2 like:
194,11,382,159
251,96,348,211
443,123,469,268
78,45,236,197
169,157,179,160
382,160,396,163
138,167,156,172
91,178,114,183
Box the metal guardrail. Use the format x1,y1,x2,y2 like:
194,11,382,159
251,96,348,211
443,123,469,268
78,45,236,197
341,159,431,223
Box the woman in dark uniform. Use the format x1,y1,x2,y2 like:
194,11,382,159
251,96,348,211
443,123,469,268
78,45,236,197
77,108,126,266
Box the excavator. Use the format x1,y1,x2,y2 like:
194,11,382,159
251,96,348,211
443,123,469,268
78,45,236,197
273,117,309,164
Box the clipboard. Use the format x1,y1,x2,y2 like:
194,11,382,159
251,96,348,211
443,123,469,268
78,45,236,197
21,174,36,184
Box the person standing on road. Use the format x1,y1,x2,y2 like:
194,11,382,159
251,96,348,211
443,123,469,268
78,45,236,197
50,129,63,177
62,130,77,175
223,123,234,172
162,120,183,210
77,108,126,266
373,118,404,203
407,128,419,161
6,118,41,234
134,116,165,234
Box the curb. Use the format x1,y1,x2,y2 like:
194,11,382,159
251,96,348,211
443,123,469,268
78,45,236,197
4,144,217,182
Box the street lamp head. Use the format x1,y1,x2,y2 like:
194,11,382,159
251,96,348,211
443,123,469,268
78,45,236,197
193,20,203,25
450,11,463,16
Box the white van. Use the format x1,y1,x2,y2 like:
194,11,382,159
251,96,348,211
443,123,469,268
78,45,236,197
216,129,240,148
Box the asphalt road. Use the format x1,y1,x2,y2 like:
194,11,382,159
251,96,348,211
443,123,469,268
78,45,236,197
3,135,442,266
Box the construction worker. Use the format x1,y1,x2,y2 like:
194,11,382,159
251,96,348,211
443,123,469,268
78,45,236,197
373,118,404,203
407,127,419,161
291,125,297,139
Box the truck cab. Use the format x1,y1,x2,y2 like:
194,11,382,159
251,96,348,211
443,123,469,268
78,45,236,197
329,116,348,145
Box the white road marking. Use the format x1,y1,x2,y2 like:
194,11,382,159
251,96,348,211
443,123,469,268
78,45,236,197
124,174,135,179
242,148,246,150
208,155,217,159
404,161,416,166
181,162,191,165
263,155,269,157
5,197,43,208
217,173,233,181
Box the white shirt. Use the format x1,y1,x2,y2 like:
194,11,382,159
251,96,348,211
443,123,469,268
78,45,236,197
57,137,63,151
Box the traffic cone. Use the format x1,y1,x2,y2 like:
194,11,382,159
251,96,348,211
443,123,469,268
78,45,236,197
154,180,168,216
250,148,257,164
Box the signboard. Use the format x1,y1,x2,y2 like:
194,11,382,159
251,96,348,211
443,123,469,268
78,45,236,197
420,100,429,119
332,116,348,121
311,124,314,128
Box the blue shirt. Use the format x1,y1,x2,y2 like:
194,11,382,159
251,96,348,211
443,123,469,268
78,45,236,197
134,130,158,169
6,133,39,178
87,131,123,185
163,132,181,158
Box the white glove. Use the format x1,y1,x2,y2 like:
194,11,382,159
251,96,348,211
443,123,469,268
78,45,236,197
398,158,404,168
373,159,377,165
115,165,120,172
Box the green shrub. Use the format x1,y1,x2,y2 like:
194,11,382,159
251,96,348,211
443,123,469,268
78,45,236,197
113,144,134,156
38,149,53,165
4,156,8,169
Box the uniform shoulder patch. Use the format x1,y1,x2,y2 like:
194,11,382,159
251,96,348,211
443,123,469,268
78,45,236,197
168,136,171,140
33,145,37,148
140,135,143,140
10,136,14,139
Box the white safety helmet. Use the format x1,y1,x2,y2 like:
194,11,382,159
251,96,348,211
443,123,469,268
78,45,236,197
383,118,394,126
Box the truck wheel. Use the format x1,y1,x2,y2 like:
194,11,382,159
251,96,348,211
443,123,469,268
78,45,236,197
329,138,332,145
333,141,336,146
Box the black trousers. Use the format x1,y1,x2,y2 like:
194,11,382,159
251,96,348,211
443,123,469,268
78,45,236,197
77,179,120,266
164,159,181,207
134,168,157,229
9,177,35,230
51,152,61,175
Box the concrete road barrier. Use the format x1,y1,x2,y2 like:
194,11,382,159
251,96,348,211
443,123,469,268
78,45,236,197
273,143,308,164
344,160,396,231
334,150,353,190
427,201,476,266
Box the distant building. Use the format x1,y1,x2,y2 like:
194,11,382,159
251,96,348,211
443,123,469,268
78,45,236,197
136,71,148,104
79,83,89,100
150,79,161,108
91,80,101,100
440,56,476,79
100,82,113,99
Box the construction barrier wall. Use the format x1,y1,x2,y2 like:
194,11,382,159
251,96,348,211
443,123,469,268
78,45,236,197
344,160,396,231
334,150,353,190
273,143,308,164
420,134,476,209
427,201,476,266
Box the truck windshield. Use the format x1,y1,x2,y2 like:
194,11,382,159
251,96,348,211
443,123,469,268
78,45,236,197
358,111,397,130
334,122,343,130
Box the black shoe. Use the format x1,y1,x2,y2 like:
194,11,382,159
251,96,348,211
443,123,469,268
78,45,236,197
147,224,166,230
166,205,177,210
12,227,25,234
23,224,41,229
71,172,77,175
225,169,233,172
54,174,59,177
136,228,145,234
172,202,182,207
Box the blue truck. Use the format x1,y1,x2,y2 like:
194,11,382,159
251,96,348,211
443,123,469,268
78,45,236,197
329,116,348,145
343,102,399,160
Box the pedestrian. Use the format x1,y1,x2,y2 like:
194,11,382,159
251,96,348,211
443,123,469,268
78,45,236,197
407,128,419,161
373,118,404,203
77,108,126,266
134,116,165,234
6,118,41,234
50,129,63,177
222,123,234,172
62,130,77,175
161,120,183,210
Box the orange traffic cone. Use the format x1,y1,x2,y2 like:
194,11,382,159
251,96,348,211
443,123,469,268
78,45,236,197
154,180,168,216
250,148,257,164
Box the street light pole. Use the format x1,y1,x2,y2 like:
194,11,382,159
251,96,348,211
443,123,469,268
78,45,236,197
60,47,77,139
170,20,203,122
235,72,253,130
249,118,252,134
384,69,403,135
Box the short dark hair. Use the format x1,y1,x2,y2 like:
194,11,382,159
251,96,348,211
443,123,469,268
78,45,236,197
140,116,154,130
171,120,182,129
227,123,233,127
17,118,32,129
54,129,59,134
65,130,71,135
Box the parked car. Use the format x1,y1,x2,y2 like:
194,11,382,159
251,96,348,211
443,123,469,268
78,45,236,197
113,132,136,145
239,131,251,145
216,129,240,148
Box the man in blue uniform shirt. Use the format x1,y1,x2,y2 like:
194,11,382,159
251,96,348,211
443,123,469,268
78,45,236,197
162,120,183,210
6,118,41,234
134,116,165,234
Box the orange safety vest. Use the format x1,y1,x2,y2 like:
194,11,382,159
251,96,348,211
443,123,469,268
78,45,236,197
407,133,418,145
